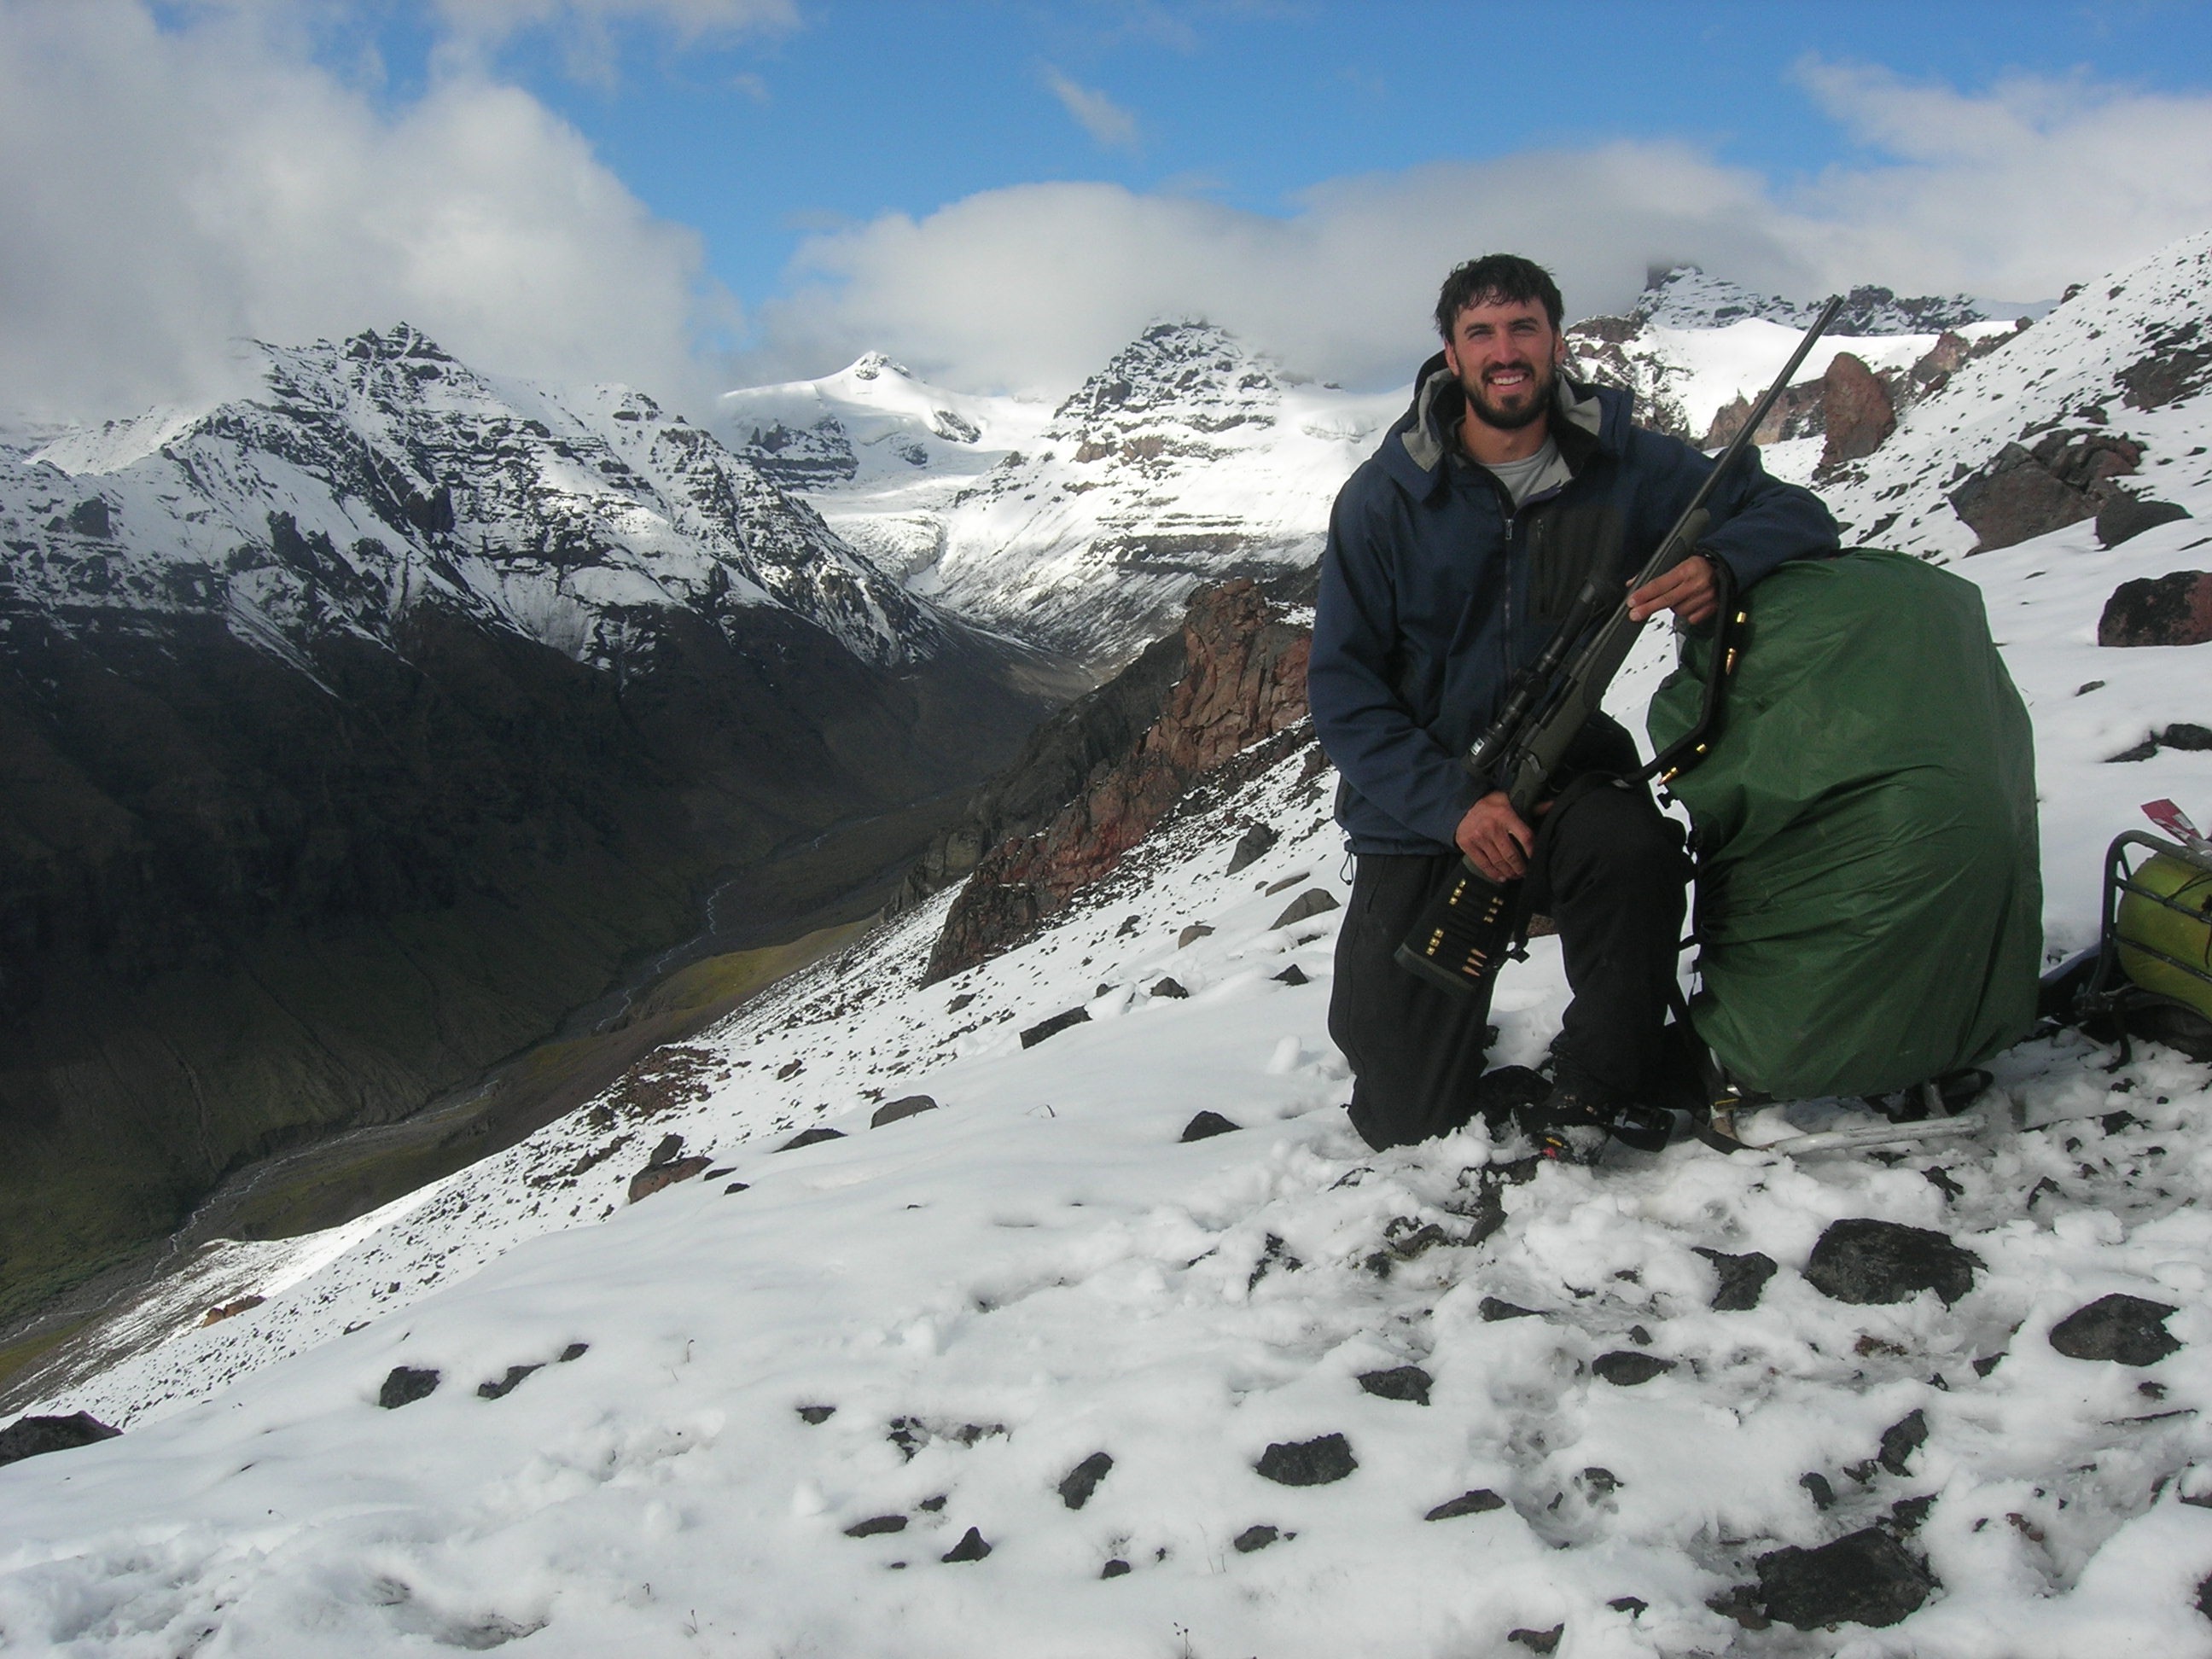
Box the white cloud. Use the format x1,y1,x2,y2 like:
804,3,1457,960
752,147,1804,396
752,67,2212,396
1784,58,2212,301
0,0,727,425
1042,67,1141,151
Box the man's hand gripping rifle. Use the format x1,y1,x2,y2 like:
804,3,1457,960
1394,296,1843,998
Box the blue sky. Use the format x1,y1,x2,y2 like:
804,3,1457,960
364,1,2212,309
7,1,2212,419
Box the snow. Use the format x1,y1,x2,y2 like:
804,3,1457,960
8,242,2212,1655
1,327,948,676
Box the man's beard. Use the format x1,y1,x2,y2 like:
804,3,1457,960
1462,358,1555,431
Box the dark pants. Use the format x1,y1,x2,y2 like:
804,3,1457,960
1330,775,1691,1151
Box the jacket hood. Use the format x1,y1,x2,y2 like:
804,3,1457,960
1381,351,1624,498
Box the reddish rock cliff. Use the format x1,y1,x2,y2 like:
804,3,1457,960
923,580,1311,984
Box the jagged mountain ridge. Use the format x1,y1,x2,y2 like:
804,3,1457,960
1630,264,2017,335
8,323,947,673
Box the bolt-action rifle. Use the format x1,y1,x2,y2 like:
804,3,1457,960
1394,295,1845,998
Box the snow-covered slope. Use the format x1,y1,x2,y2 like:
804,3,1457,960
1819,231,2212,559
4,323,946,672
9,340,2212,1647
1569,266,2027,449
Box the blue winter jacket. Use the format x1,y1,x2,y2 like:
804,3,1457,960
1310,356,1842,854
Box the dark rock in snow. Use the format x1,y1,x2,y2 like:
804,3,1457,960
2098,571,2212,647
1479,1296,1542,1322
1264,871,1308,896
845,1514,907,1537
476,1364,542,1400
1802,1472,1837,1511
1507,1626,1563,1655
1755,1527,1935,1630
1271,888,1340,929
1149,976,1190,998
378,1366,440,1409
628,1155,711,1202
1177,924,1215,948
1020,1007,1091,1048
1425,1488,1507,1521
870,1094,939,1127
1255,1433,1357,1486
777,1127,845,1152
647,1132,685,1166
1357,1365,1433,1406
796,1405,836,1424
1889,1494,1936,1533
1058,1451,1115,1509
1273,963,1309,985
1226,823,1278,875
0,1412,119,1468
1878,1409,1929,1476
1592,1351,1676,1387
1948,431,2140,552
1232,1524,1283,1552
558,1342,589,1362
1695,1247,1778,1311
2096,492,2192,548
1607,1596,1649,1617
1179,1110,1240,1142
1101,1558,1132,1579
1817,351,1897,473
917,1493,946,1511
940,1527,992,1563
1804,1218,1979,1306
2048,1293,2182,1365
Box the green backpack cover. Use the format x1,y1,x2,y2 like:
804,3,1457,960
1645,550,2042,1099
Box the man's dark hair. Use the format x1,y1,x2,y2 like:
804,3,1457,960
1435,254,1565,338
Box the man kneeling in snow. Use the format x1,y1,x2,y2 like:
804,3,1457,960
1307,253,1838,1163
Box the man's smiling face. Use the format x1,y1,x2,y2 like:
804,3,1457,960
1443,294,1565,433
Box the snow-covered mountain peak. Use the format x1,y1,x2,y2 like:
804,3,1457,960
3,323,952,672
1045,320,1279,443
847,350,912,382
717,354,1045,492
1630,265,2002,336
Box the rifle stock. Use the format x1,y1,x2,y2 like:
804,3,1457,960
1394,297,1843,998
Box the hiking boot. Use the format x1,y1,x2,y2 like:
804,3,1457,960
1515,1077,1613,1167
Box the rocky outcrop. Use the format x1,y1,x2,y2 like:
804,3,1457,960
2098,570,2212,646
1817,352,1897,473
2118,317,2212,410
1947,430,2142,552
923,580,1312,984
891,627,1189,913
1700,380,1825,450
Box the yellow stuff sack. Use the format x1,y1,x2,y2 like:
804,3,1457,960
2117,851,2212,1024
